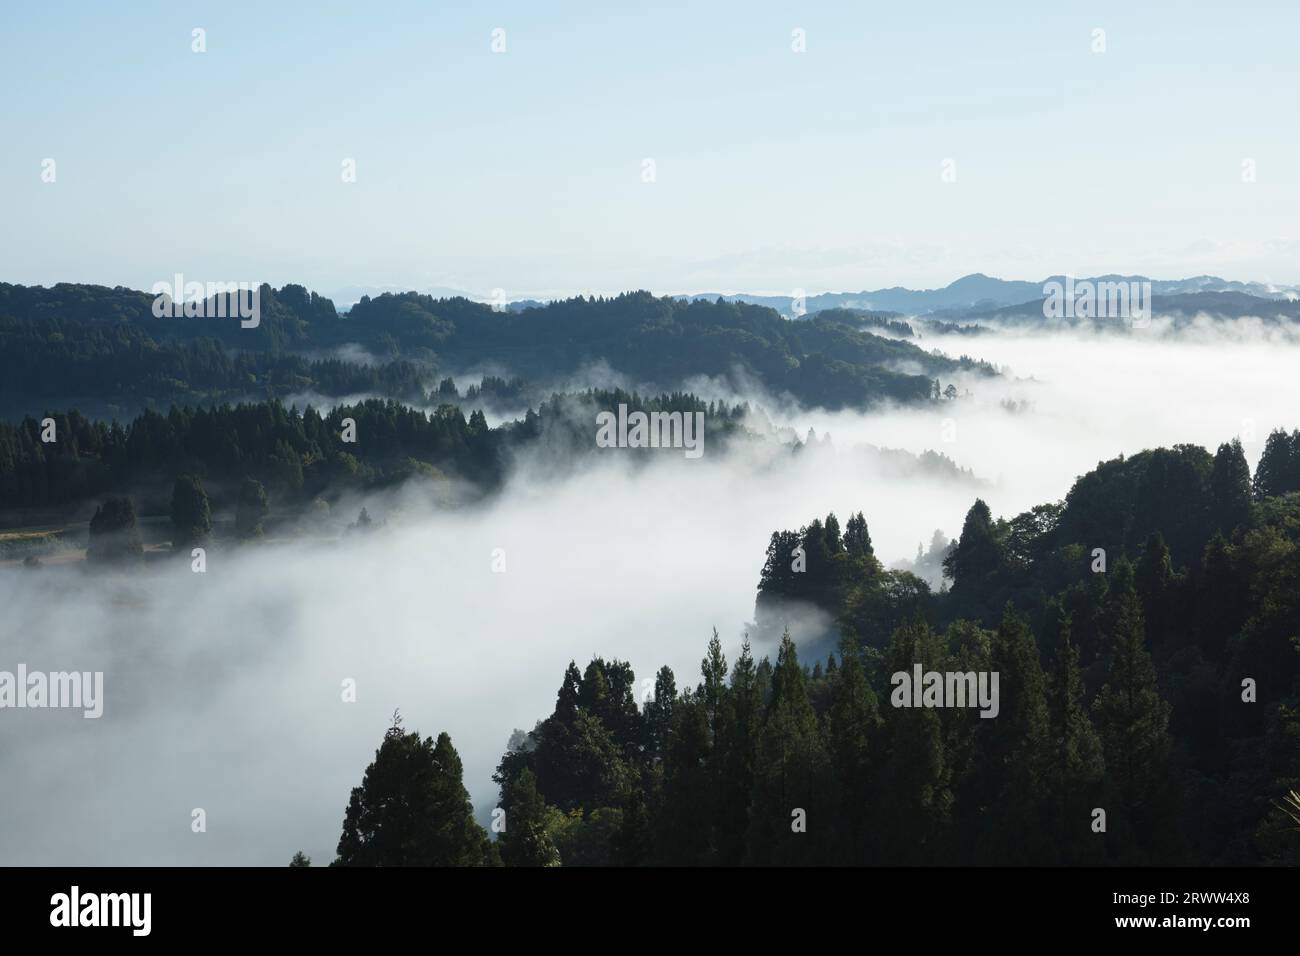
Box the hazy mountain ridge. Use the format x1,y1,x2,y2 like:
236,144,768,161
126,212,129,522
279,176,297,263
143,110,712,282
691,273,1300,319
952,289,1300,325
0,282,992,421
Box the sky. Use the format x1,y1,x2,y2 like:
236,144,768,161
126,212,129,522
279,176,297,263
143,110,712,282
2,1,1299,298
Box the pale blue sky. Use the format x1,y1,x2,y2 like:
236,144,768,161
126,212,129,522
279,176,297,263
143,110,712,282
2,1,1298,299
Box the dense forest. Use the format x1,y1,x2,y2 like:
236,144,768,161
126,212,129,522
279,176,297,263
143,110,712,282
0,282,993,419
0,311,432,419
315,431,1300,866
0,390,756,524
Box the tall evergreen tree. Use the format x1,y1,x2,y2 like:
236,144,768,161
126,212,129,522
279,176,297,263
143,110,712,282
533,707,633,814
799,518,834,607
844,511,874,559
497,768,561,867
823,512,845,554
235,478,269,539
715,637,761,865
1135,531,1177,650
335,718,493,866
942,618,994,861
827,638,881,862
643,666,676,763
756,529,803,605
1093,578,1182,862
748,632,828,864
697,630,730,856
943,498,1004,618
555,661,582,725
577,659,611,720
1046,612,1106,863
1197,531,1245,660
654,689,712,863
1253,428,1295,499
878,617,952,863
969,604,1052,864
613,788,651,866
700,630,728,742
170,474,212,549
1210,438,1252,533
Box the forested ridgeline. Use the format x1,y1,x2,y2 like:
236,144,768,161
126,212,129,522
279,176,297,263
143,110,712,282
0,390,754,523
0,312,432,420
962,290,1300,327
319,432,1300,866
0,282,994,418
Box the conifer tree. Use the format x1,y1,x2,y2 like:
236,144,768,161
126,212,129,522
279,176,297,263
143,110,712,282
1197,531,1244,659
700,630,728,741
169,474,212,549
555,661,582,725
943,499,1004,619
497,768,561,867
643,666,676,762
827,638,880,862
578,659,611,717
969,605,1051,863
799,518,834,607
1253,428,1294,499
844,511,874,559
1093,578,1182,862
1046,612,1106,863
1210,438,1252,533
533,708,633,814
613,789,651,866
1135,531,1177,650
748,632,828,864
715,638,760,865
655,690,712,863
877,617,951,863
335,719,492,866
823,512,845,553
942,618,995,861
698,630,730,856
235,478,269,539
756,529,803,604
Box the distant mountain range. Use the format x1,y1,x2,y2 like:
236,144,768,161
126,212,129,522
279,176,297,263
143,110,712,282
343,274,1300,320
686,274,1300,318
939,289,1300,326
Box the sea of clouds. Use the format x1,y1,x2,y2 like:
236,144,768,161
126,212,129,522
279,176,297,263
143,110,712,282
2,318,1299,864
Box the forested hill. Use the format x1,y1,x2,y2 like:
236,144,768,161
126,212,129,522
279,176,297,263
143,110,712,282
331,430,1300,867
0,283,994,419
0,390,759,521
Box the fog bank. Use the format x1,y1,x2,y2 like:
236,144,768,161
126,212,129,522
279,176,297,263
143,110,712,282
2,322,1298,864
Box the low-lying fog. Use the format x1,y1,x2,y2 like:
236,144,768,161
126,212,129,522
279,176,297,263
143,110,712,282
3,318,1299,864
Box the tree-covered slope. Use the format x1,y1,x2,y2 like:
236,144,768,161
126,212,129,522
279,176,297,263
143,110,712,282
0,283,996,418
